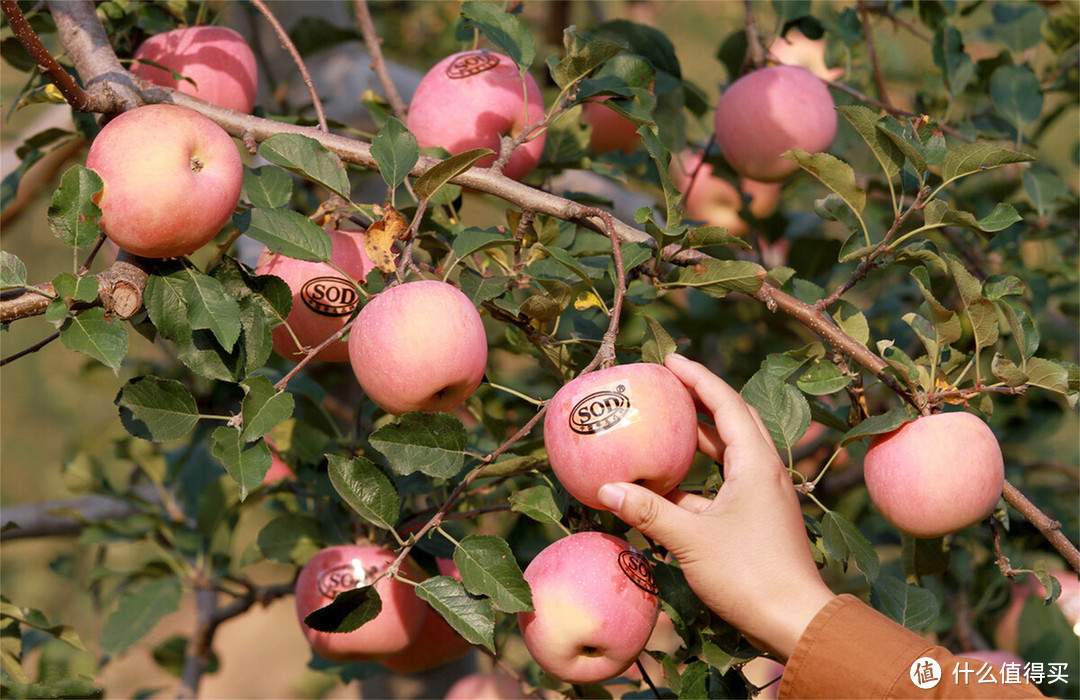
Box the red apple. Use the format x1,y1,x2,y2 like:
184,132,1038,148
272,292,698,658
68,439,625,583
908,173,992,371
518,531,660,684
379,559,474,674
85,104,242,258
544,363,698,510
263,441,295,485
131,26,258,113
348,279,488,416
255,227,376,363
671,150,749,235
444,672,526,699
863,412,1005,538
294,544,426,662
580,96,641,155
406,49,546,181
714,65,837,183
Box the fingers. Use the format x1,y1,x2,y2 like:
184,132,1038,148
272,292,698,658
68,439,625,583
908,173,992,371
597,482,696,549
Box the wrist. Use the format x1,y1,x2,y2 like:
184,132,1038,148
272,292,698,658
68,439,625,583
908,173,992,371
755,583,836,662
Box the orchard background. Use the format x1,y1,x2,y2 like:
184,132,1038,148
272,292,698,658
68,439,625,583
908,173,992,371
1,1,1077,698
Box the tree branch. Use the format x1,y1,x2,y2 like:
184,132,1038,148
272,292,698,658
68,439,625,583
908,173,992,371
1003,480,1080,574
353,0,408,120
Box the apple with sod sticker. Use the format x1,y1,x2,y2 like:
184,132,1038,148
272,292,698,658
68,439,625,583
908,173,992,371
255,227,376,363
518,531,660,684
348,279,488,416
863,412,1005,539
85,104,243,258
543,362,698,510
131,25,258,113
406,49,546,181
294,544,426,662
714,65,837,183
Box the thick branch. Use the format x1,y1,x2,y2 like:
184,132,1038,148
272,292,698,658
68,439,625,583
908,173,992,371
1003,480,1080,574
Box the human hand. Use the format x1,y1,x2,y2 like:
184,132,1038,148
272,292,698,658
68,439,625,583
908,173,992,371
596,353,836,662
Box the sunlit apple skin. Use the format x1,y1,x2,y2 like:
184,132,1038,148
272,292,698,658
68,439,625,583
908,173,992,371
714,65,837,183
518,532,660,684
85,104,242,258
406,50,546,181
544,363,698,510
348,280,488,416
863,412,1005,539
294,545,426,663
444,672,526,699
581,96,641,155
255,228,375,363
131,26,258,113
379,559,474,673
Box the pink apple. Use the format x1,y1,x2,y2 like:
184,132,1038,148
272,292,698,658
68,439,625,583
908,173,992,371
348,279,488,416
863,412,1005,538
768,29,845,82
406,50,546,180
580,96,641,155
262,440,295,485
294,544,426,662
518,532,660,684
379,559,474,674
544,363,698,510
255,228,376,363
131,26,258,113
670,150,749,235
714,65,837,183
85,104,242,258
444,672,526,699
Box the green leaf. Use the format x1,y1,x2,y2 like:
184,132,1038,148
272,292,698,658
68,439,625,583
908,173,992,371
183,270,241,351
837,105,904,181
454,534,533,613
870,575,940,630
1,251,27,288
257,514,321,564
52,272,98,303
641,315,677,365
1023,168,1070,218
940,143,1034,187
875,116,928,173
796,362,852,396
989,3,1048,53
831,299,870,346
369,412,467,478
922,200,1021,234
452,227,516,260
115,376,199,442
100,577,182,659
414,148,494,201
910,266,962,346
304,587,381,634
839,406,912,447
666,259,763,297
460,2,535,72
258,133,350,199
143,262,190,340
327,454,400,530
785,150,866,214
459,272,511,304
210,427,271,501
901,535,950,579
239,375,295,442
683,225,750,250
508,485,564,525
741,370,811,454
47,165,102,248
233,208,332,263
416,576,495,653
371,116,419,195
59,307,127,372
822,511,881,584
931,25,974,96
990,64,1043,136
241,164,293,209
641,128,682,230
552,38,625,89
1023,357,1071,395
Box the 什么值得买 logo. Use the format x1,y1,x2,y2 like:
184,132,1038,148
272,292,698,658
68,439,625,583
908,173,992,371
569,384,631,435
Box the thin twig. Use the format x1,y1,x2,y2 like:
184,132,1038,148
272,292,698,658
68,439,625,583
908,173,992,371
742,0,766,71
352,0,408,120
858,0,892,108
1,0,96,110
249,0,328,132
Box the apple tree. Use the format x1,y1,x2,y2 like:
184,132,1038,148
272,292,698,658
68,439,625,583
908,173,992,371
1,1,1077,698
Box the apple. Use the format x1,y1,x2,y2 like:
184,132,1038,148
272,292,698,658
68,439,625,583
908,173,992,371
714,65,837,183
670,151,783,236
379,559,474,674
580,96,641,155
130,25,258,113
767,28,845,82
518,531,660,684
263,440,295,485
85,104,242,258
348,279,488,416
406,49,546,181
294,544,426,662
863,412,1005,539
543,362,698,510
255,227,376,363
444,672,526,699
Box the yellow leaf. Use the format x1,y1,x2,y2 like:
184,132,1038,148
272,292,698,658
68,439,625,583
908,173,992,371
364,205,408,274
573,290,605,312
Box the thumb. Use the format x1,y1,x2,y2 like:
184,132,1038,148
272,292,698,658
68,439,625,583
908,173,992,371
597,482,692,552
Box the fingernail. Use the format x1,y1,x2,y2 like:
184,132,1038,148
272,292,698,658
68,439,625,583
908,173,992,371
597,483,626,511
664,353,690,366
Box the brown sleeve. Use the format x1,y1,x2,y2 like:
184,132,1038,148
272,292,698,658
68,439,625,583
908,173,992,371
778,594,1045,699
